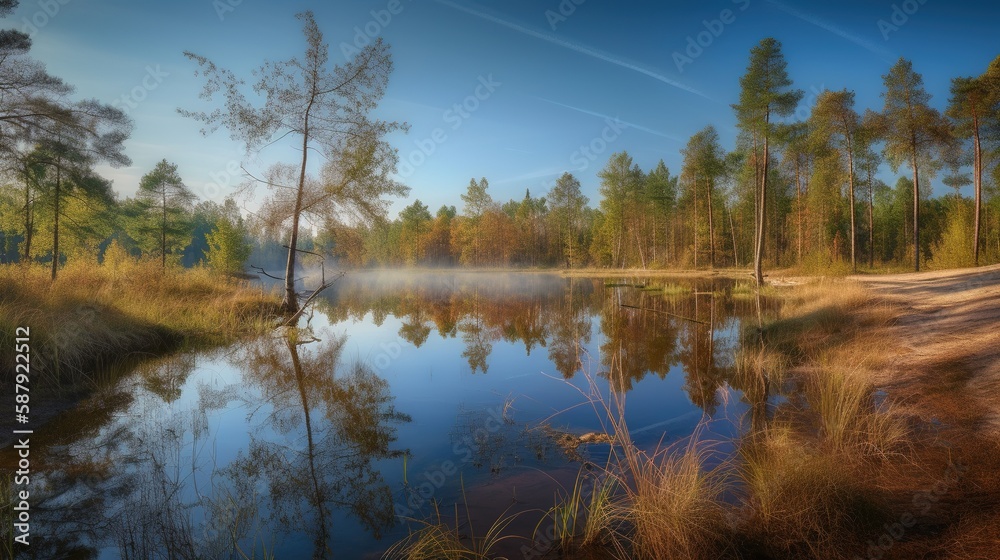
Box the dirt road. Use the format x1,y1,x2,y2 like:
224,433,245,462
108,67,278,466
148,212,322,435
853,264,1000,437
851,265,1000,558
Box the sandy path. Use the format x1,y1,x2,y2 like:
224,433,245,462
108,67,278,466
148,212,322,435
852,264,1000,436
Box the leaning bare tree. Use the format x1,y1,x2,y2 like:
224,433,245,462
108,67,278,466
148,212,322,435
180,11,407,314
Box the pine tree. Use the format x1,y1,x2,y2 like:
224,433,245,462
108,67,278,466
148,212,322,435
733,38,803,283
869,58,950,271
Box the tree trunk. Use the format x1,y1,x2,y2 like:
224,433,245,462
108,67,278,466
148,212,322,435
795,156,802,264
845,128,856,272
755,124,769,284
707,178,715,268
161,188,167,269
868,167,875,269
22,172,32,262
911,137,920,273
693,176,699,269
728,203,739,268
973,109,982,266
283,99,314,314
51,164,60,281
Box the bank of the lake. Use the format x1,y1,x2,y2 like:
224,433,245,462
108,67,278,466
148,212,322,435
4,265,999,559
0,262,283,439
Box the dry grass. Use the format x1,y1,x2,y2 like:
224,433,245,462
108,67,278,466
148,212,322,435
619,439,730,560
540,363,734,560
0,261,282,393
735,424,890,559
383,500,523,560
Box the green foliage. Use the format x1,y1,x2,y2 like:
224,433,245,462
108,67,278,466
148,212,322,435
205,215,252,275
930,198,975,270
547,172,589,267
134,159,195,268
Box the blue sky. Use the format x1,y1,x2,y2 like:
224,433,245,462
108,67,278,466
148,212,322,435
12,0,999,218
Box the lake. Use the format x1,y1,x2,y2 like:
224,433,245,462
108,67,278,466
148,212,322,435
22,272,773,559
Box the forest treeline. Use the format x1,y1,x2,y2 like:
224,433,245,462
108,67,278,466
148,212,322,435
0,1,253,278
1,18,998,279
338,43,1000,275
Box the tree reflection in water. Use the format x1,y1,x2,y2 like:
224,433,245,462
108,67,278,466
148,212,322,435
19,328,410,559
219,327,412,558
318,273,769,414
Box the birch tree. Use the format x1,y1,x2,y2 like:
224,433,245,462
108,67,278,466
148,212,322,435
181,11,407,313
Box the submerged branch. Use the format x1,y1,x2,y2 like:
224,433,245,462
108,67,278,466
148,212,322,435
619,303,709,325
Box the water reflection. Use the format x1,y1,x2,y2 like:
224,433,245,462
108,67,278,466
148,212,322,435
23,328,410,558
227,328,411,556
317,273,766,411
15,272,780,558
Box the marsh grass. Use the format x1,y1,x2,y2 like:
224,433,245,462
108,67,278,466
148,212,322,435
383,497,523,560
535,468,618,554
0,262,282,394
734,424,891,559
619,439,730,560
536,361,734,560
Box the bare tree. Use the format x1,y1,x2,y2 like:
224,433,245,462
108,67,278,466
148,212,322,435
181,11,407,314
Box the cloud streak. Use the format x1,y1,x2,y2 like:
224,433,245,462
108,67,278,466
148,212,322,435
533,96,684,143
766,0,896,62
433,0,711,101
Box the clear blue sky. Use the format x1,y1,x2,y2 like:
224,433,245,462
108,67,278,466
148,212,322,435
12,0,999,218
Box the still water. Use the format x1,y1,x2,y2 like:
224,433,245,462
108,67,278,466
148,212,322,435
24,272,771,558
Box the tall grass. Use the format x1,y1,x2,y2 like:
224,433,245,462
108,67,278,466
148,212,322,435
536,468,618,553
383,497,522,560
621,439,729,560
0,262,282,392
544,361,733,560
